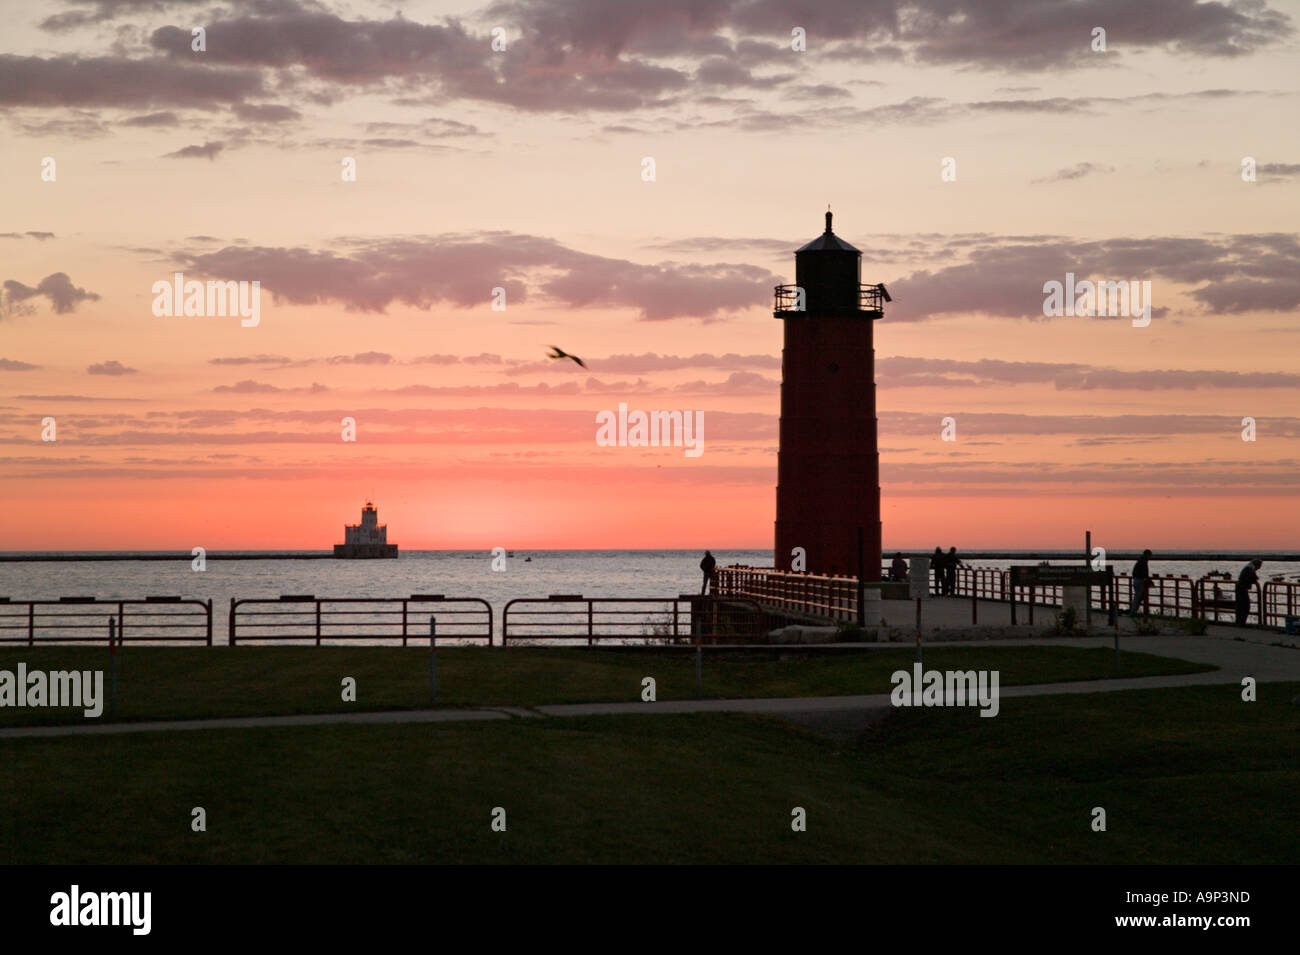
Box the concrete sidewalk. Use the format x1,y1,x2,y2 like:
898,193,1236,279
0,706,510,739
536,666,1278,719
879,595,1298,648
921,633,1300,681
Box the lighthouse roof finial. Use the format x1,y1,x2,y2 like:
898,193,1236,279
796,207,859,253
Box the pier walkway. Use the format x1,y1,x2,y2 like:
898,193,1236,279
873,595,1299,646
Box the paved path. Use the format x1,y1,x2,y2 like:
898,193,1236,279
0,707,510,739
2,631,1296,740
538,671,1255,718
907,632,1300,680
1061,633,1297,672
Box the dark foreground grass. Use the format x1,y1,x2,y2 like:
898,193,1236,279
0,645,1212,726
2,681,1293,864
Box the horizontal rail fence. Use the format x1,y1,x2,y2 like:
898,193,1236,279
715,567,863,622
1193,579,1261,626
1113,575,1196,618
1007,582,1061,622
501,595,765,646
1263,582,1300,630
721,564,1284,628
964,573,1198,622
942,570,1196,620
955,567,1008,601
228,595,492,645
0,597,212,645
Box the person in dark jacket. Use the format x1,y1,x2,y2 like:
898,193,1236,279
699,550,717,595
1235,559,1262,626
943,547,961,596
932,547,944,595
1127,549,1153,615
889,553,908,581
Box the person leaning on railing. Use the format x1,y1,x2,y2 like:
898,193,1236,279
1126,549,1153,616
1236,559,1263,626
943,547,962,596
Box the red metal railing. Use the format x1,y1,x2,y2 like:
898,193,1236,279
501,595,764,646
1108,575,1197,618
715,567,865,622
954,567,1008,601
720,563,1289,630
968,572,1198,622
934,569,1201,622
1193,578,1261,625
0,596,212,644
228,595,492,645
1262,581,1300,629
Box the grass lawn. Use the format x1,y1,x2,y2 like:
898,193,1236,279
1,680,1293,864
0,644,1213,726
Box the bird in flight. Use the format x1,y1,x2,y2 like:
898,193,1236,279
547,345,586,369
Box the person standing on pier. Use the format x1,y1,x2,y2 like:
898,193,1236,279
890,553,909,581
932,547,944,595
944,547,962,596
1235,558,1263,626
1127,549,1153,616
699,550,717,595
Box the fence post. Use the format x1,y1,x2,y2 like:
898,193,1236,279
228,598,238,646
108,616,118,718
429,618,437,704
27,602,34,646
205,598,213,646
695,637,702,700
915,598,923,664
856,526,865,627
402,600,409,648
315,600,322,647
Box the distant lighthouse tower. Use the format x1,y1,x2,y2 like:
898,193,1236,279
773,210,891,579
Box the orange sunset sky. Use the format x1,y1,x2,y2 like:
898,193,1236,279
1,0,1298,550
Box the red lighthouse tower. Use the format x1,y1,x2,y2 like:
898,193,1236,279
773,211,890,579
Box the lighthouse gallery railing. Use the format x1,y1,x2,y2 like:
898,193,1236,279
773,283,888,315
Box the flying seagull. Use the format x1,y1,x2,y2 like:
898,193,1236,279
547,345,586,369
